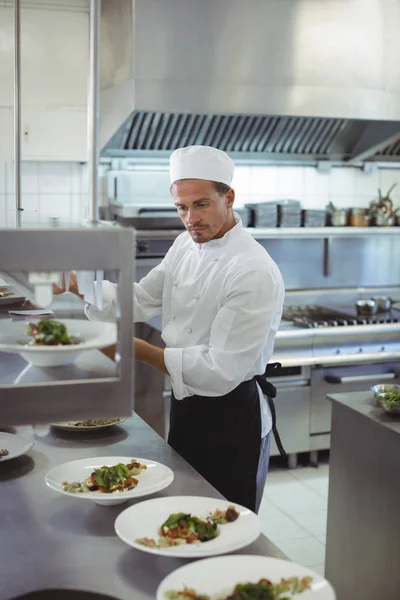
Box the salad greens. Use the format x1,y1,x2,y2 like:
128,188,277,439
165,576,313,600
63,459,146,494
374,386,400,409
26,319,75,346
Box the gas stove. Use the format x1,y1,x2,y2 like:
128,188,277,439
283,305,400,328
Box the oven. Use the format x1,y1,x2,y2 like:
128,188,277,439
269,365,311,457
309,361,400,447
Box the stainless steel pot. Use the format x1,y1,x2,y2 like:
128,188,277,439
330,209,349,227
371,296,400,312
356,299,378,316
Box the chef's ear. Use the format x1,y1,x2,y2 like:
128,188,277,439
226,187,235,209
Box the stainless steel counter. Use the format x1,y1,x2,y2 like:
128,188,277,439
0,415,284,600
325,391,400,600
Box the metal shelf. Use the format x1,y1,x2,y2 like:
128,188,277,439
136,226,400,241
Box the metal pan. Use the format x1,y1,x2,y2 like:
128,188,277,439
371,296,400,312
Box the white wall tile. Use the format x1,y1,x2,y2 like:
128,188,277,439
0,194,6,225
354,168,379,196
70,194,86,221
302,195,330,210
6,161,15,194
71,163,83,194
0,162,6,195
21,162,39,194
21,194,39,213
304,167,330,196
250,166,277,195
379,169,400,199
330,167,356,195
38,162,72,194
231,166,251,195
39,194,72,219
234,194,250,208
276,166,304,198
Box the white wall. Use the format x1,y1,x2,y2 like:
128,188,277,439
0,160,108,227
0,1,88,162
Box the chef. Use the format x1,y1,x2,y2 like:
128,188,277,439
62,146,285,513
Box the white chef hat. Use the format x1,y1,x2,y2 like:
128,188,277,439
169,145,235,187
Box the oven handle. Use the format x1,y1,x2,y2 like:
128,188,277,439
325,372,396,384
274,379,309,389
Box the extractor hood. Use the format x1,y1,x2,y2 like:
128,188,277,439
99,0,400,163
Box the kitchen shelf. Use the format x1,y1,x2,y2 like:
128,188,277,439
136,226,400,241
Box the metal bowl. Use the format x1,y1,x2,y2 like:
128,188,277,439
370,384,400,414
356,299,378,316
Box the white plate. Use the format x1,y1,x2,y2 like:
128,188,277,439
156,555,336,600
0,319,116,366
0,286,25,306
0,432,33,462
51,417,127,431
45,456,174,506
114,496,261,558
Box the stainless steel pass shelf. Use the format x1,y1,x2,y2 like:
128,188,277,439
136,226,400,241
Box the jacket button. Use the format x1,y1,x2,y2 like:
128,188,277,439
187,327,192,333
171,315,176,320
173,281,178,287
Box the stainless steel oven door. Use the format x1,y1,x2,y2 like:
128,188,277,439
310,362,400,435
269,366,311,457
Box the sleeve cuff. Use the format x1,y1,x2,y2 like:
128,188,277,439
164,347,188,399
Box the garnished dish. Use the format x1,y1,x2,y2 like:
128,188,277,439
114,497,261,557
165,576,313,600
26,319,76,346
136,506,239,548
52,417,127,431
156,555,336,600
0,449,9,460
62,459,147,494
46,456,174,506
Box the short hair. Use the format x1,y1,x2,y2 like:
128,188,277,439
211,181,231,195
170,179,231,196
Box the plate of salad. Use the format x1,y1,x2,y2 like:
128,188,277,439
156,555,336,599
114,496,261,557
45,456,174,506
0,318,116,366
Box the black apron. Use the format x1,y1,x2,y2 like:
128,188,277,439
168,363,286,512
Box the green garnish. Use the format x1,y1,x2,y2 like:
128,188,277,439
93,463,130,491
26,319,75,346
164,576,313,600
374,387,400,409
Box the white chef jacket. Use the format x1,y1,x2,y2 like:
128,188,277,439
85,214,285,438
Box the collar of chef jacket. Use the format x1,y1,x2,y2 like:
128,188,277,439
192,212,242,250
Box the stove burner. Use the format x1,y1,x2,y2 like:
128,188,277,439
283,305,400,328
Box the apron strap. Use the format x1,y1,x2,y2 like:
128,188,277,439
255,362,287,458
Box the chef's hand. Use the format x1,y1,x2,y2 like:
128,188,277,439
53,272,83,299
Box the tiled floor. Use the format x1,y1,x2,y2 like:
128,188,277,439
260,461,329,577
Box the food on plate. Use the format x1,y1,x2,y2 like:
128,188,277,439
373,386,400,408
26,319,76,346
64,418,124,428
62,459,147,494
165,576,313,600
0,448,9,459
137,506,239,548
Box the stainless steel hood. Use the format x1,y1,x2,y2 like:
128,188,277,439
100,0,400,163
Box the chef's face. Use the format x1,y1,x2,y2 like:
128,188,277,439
171,179,235,243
